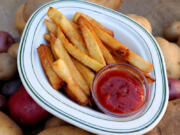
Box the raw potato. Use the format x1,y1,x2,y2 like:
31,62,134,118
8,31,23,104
15,4,26,34
0,111,23,135
145,99,180,135
177,35,180,47
39,125,92,135
86,0,123,11
45,117,68,129
23,0,53,22
0,53,17,80
155,37,180,79
164,21,180,41
127,14,152,33
8,43,19,58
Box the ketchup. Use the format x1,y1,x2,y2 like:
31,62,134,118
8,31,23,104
95,69,144,114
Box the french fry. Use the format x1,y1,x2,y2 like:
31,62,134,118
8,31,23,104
72,59,95,89
78,16,115,64
37,45,65,90
144,72,155,84
47,7,88,54
52,59,88,105
44,33,50,42
45,19,57,35
57,27,104,72
50,31,90,96
73,12,114,36
79,20,106,66
82,17,153,73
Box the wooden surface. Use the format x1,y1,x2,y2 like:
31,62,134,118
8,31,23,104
1,0,180,134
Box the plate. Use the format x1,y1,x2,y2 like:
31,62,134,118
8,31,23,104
18,0,169,134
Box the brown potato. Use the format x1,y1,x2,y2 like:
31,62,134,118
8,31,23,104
164,21,180,41
45,117,68,129
86,0,123,11
127,14,152,34
0,53,17,80
0,111,23,135
15,4,26,34
155,37,180,79
8,42,19,58
39,125,92,135
23,0,53,22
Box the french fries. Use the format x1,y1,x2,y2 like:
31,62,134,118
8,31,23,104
73,12,114,36
50,31,90,96
37,45,65,90
79,16,153,73
57,27,104,72
47,7,88,54
78,16,115,64
72,59,95,89
79,19,106,65
38,8,155,106
44,33,50,42
52,59,88,105
45,19,57,35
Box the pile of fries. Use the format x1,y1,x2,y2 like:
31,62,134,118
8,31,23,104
37,7,154,106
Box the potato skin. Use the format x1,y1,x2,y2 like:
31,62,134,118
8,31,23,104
0,111,23,135
15,4,26,34
127,14,152,33
0,53,17,80
23,0,53,22
8,43,19,59
164,21,180,41
45,117,68,129
155,37,180,79
39,125,92,135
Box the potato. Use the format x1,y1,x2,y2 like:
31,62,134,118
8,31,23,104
177,35,180,47
145,99,180,135
127,14,152,33
15,4,26,34
8,43,19,58
86,0,123,11
44,117,68,129
23,0,53,22
155,37,180,79
39,125,92,135
0,53,17,80
164,21,180,41
0,31,15,53
0,111,23,135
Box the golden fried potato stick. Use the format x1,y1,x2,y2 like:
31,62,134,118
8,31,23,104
113,54,155,84
81,17,153,73
52,59,88,105
57,28,104,72
50,32,90,96
73,12,114,36
78,16,115,64
47,7,88,54
72,59,95,89
45,19,57,35
37,45,65,90
79,20,106,66
44,33,50,42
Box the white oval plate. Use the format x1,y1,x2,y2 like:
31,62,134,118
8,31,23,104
18,0,169,134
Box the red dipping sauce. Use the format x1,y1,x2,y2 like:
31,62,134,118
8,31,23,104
95,69,144,114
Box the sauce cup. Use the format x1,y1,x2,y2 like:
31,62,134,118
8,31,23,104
91,63,149,118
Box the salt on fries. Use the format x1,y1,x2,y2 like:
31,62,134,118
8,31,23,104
37,7,155,106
